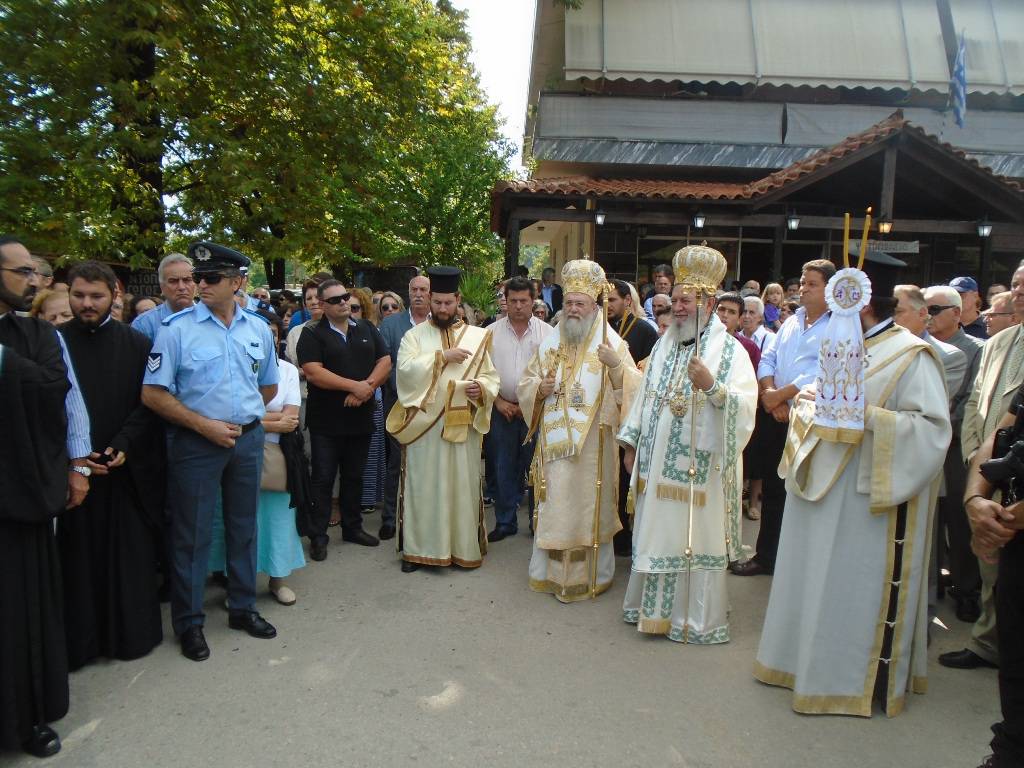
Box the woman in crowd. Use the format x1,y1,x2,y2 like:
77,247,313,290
532,299,549,322
377,291,404,324
30,288,73,326
778,300,799,325
209,312,306,605
126,295,159,323
351,287,386,516
351,287,376,325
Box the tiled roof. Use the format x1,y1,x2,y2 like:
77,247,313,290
494,176,749,200
492,112,1023,215
746,110,1023,196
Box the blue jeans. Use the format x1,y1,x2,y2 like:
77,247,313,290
166,425,263,636
484,407,535,533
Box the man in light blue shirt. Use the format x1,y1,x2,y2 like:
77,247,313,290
142,241,279,663
732,259,835,577
131,252,196,342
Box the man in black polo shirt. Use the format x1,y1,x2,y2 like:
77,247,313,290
297,279,391,561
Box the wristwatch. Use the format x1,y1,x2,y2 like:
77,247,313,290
71,465,92,478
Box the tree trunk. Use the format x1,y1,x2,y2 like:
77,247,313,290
110,1,165,266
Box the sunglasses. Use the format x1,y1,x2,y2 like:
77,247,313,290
194,272,229,285
349,304,362,312
322,293,352,305
381,303,399,311
927,304,957,316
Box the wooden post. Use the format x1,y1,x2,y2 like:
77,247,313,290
880,144,898,221
771,222,785,281
504,216,520,279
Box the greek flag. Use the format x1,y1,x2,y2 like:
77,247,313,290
951,31,967,128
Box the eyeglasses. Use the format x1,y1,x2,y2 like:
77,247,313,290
927,304,957,316
985,312,1016,317
0,266,38,278
194,272,228,285
349,304,362,312
322,293,352,305
380,303,399,312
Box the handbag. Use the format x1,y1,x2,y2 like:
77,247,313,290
261,441,288,492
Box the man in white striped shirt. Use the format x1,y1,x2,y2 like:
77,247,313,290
485,277,551,542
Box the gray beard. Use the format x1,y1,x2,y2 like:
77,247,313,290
561,311,597,346
665,307,708,345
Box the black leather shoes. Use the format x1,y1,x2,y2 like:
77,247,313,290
379,523,396,541
729,559,771,576
24,724,60,758
401,560,421,573
180,626,210,661
938,648,997,669
342,528,380,547
309,538,328,561
228,612,277,639
487,527,514,543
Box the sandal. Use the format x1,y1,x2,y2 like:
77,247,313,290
745,506,761,521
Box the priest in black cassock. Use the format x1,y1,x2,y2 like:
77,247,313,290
0,236,72,758
59,261,164,670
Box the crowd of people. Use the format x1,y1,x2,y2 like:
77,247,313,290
3,233,1024,768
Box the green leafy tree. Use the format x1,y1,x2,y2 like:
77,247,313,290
0,0,511,283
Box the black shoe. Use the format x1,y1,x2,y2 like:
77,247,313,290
180,626,210,661
228,611,277,639
23,725,60,758
379,523,396,540
938,648,997,669
342,528,380,547
955,594,982,623
487,527,514,543
729,559,771,576
401,560,421,573
309,538,328,561
483,496,494,506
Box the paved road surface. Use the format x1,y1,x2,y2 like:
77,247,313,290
6,509,999,768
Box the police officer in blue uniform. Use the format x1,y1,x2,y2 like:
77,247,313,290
141,241,280,662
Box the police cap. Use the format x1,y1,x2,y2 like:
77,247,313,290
189,241,251,275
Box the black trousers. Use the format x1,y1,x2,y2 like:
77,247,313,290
309,431,371,544
993,534,1024,765
939,437,981,597
752,411,789,572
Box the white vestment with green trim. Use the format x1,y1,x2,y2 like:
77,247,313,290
617,316,757,643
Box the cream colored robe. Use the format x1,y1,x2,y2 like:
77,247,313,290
518,317,639,602
617,316,757,643
390,320,498,568
754,324,951,716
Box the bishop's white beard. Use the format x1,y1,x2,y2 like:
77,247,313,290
561,309,598,346
664,307,708,346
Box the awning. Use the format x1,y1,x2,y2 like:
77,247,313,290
563,0,1022,95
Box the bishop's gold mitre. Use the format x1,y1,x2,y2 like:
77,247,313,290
672,242,728,295
561,259,607,300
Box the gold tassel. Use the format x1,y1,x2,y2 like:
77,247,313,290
655,483,706,507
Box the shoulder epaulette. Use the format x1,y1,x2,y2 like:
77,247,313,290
162,306,196,325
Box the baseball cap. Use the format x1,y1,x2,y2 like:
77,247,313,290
949,276,979,293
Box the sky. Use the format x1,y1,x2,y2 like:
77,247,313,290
449,0,536,173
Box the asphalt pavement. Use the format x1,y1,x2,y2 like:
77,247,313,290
4,508,1000,768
